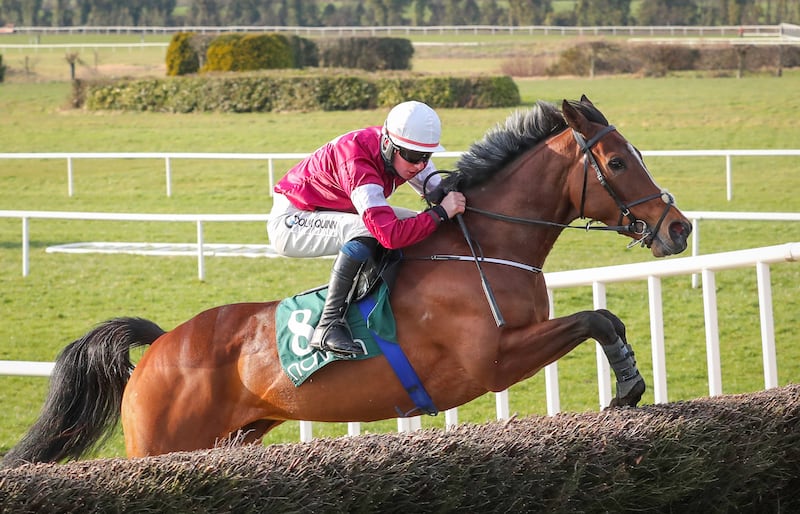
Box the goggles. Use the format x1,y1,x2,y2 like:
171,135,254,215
385,132,434,165
395,145,432,165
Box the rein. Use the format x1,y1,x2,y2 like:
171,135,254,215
465,205,626,232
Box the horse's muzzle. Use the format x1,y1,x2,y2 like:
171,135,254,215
652,220,691,257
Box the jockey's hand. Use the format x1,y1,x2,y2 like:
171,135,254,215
440,191,467,219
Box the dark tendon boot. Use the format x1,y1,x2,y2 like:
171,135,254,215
309,251,365,357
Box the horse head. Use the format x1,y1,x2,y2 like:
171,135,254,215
441,96,690,259
561,95,691,257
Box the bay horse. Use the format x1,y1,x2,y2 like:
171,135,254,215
3,96,691,465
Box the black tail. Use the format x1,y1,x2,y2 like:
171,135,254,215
1,317,165,467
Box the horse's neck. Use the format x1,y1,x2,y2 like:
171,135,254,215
423,143,575,268
471,145,573,256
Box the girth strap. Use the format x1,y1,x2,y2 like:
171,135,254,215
356,296,439,417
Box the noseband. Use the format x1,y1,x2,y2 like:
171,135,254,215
572,126,675,247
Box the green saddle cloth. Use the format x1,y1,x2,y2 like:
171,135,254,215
275,283,396,386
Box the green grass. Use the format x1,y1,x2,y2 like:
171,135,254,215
0,47,799,459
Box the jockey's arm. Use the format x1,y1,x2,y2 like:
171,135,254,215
352,183,444,250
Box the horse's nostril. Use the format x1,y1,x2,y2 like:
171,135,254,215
670,221,690,238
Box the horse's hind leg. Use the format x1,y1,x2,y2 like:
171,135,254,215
595,309,646,408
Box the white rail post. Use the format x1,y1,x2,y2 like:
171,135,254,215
268,158,274,197
67,156,74,196
593,281,612,409
495,389,510,420
165,156,172,197
544,362,560,415
397,416,421,433
701,269,722,396
756,262,778,389
299,421,313,442
691,217,700,288
648,276,668,403
545,289,560,415
196,220,205,281
347,422,361,436
444,408,458,430
726,154,733,201
21,217,30,277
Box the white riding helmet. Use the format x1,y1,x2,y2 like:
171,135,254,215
383,101,446,153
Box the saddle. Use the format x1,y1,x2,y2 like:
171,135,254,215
352,247,402,302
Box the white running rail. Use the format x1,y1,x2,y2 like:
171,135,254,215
1,209,798,280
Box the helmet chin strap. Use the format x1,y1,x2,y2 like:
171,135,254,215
380,131,399,177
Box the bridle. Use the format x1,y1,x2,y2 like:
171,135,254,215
572,125,675,248
463,124,676,249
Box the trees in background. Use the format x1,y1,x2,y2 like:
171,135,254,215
638,0,700,26
0,0,177,25
0,0,797,27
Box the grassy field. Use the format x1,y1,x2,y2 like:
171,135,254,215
0,38,799,459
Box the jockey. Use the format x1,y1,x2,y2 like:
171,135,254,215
267,101,467,357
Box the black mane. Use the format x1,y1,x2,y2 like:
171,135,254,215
440,99,609,193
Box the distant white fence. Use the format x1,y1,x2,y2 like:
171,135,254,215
0,210,271,280
0,361,54,376
0,42,168,51
1,149,798,201
1,209,798,281
0,151,313,198
687,211,800,287
3,24,785,38
1,242,798,440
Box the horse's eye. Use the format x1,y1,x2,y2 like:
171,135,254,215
608,157,625,172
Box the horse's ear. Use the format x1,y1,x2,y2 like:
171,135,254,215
562,99,590,134
580,94,594,107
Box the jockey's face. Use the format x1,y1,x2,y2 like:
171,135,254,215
392,148,429,180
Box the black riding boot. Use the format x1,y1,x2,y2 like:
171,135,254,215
309,250,365,356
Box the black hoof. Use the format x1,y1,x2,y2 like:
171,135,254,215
607,377,646,409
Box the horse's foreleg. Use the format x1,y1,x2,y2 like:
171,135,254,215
492,309,644,408
594,309,646,408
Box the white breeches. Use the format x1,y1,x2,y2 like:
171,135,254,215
267,193,417,258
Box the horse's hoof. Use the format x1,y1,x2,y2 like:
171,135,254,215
606,376,646,409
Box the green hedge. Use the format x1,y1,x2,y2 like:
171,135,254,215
166,32,320,76
166,34,412,76
376,76,521,108
165,32,199,76
166,32,315,75
320,37,414,71
288,35,319,68
81,73,520,113
204,33,294,72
